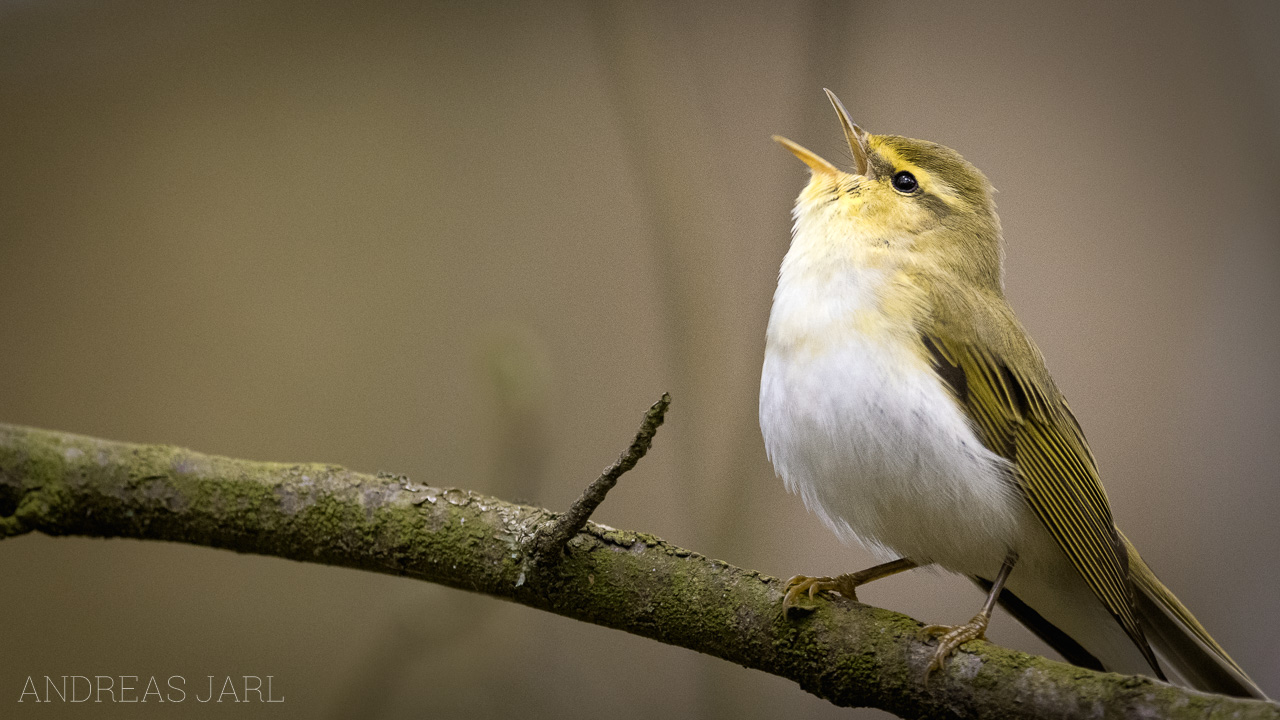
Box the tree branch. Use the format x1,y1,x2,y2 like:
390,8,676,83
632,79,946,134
0,422,1275,720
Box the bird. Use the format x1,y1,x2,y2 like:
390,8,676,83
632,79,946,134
758,89,1267,698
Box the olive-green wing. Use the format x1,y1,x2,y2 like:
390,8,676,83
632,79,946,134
922,334,1161,675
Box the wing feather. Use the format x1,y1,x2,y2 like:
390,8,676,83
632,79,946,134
923,334,1161,674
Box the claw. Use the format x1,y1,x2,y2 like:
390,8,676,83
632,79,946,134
781,560,921,617
781,574,859,615
919,613,990,676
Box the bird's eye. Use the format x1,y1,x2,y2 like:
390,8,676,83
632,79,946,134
891,171,918,193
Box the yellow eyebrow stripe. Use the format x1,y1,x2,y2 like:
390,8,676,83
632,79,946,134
867,139,965,207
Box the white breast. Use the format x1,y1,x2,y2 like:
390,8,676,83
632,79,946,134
759,258,1026,575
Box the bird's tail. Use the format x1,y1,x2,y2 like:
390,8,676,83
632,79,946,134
1120,531,1268,700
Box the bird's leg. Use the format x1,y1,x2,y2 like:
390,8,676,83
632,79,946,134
919,552,1017,675
783,558,918,613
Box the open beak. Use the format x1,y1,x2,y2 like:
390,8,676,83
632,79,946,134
771,135,838,175
773,90,873,178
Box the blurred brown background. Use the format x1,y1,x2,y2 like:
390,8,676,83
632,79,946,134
2,1,1277,717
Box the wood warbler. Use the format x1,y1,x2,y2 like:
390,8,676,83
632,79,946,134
759,89,1266,698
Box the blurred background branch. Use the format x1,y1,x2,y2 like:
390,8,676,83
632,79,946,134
3,423,1277,720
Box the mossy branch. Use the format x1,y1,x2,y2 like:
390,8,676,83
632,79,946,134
0,422,1275,720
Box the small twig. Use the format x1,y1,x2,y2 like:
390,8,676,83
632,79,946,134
532,393,671,563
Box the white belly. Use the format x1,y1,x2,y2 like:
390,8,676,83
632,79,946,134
759,332,1027,576
759,333,1153,673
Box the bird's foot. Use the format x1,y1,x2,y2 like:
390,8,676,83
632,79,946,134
918,613,989,676
781,573,860,614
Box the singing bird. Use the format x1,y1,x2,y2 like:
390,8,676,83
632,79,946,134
759,89,1266,698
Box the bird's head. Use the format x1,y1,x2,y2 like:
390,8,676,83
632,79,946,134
774,91,1004,290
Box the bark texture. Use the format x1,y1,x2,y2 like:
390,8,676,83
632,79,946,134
0,423,1275,720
